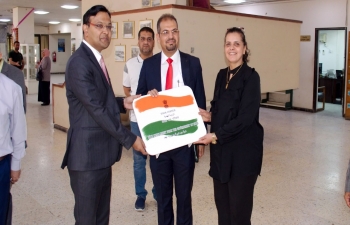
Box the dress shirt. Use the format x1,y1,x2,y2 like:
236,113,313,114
83,40,102,65
161,50,184,91
0,73,26,170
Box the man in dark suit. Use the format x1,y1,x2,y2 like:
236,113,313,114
136,14,206,225
0,52,26,112
61,5,146,225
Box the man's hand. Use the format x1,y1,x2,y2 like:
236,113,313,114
147,89,159,97
11,170,21,184
197,145,205,158
198,108,211,122
133,136,147,155
123,95,141,110
345,192,350,208
194,133,213,145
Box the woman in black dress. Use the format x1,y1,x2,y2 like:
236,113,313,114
196,27,264,225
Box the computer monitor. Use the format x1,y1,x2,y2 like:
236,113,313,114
336,70,343,79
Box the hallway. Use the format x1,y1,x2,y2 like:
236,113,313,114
11,79,350,224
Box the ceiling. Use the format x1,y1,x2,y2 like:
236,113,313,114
0,0,293,26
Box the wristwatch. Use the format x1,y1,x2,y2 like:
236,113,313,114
211,133,217,144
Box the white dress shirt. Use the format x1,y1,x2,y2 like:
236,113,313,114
161,50,184,90
83,40,102,65
0,73,27,170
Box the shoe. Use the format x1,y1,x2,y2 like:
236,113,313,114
135,196,145,211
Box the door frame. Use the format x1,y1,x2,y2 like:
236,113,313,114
313,27,347,115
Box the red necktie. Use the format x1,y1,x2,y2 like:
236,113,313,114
165,58,173,90
99,56,110,84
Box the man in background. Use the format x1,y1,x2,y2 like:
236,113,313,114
0,52,26,112
123,26,156,211
9,41,25,70
0,72,27,224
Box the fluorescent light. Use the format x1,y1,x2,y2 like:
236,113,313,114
69,18,81,22
224,0,246,3
0,19,11,22
34,11,49,15
49,21,60,24
61,5,79,9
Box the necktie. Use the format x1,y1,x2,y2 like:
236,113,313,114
165,58,173,90
99,56,110,84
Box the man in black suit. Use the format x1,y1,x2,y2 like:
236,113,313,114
61,5,146,225
137,14,206,225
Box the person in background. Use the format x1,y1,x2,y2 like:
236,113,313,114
0,72,27,224
61,5,146,225
344,159,350,208
0,52,26,112
195,27,264,225
37,49,51,106
136,13,206,225
123,26,156,211
8,41,25,70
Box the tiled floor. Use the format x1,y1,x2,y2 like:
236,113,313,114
11,75,350,224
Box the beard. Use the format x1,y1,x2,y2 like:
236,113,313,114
165,38,177,52
140,45,152,55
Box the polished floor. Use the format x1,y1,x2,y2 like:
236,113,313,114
11,75,350,224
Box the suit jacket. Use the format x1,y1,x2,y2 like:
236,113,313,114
209,63,264,183
1,61,26,112
61,42,136,171
137,51,206,111
346,159,350,192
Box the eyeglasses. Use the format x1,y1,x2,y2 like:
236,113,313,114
159,29,179,36
89,22,113,31
227,27,244,32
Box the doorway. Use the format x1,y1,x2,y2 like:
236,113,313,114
314,27,347,117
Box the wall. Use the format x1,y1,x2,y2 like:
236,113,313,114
34,25,49,34
318,30,346,73
215,0,347,110
49,34,71,73
107,6,301,98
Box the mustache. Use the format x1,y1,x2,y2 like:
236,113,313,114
166,38,176,42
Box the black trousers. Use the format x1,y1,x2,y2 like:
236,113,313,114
150,146,195,225
213,174,258,225
68,167,112,225
38,81,50,104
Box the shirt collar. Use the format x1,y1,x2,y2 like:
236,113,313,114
83,39,102,62
161,49,180,64
137,54,144,63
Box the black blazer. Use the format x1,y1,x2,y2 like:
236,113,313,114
209,63,264,183
136,51,206,110
61,42,136,171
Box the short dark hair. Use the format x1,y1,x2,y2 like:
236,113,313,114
156,14,178,34
83,5,111,26
138,27,154,40
14,41,20,45
225,27,250,63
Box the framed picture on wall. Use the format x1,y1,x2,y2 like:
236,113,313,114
123,21,134,39
131,46,140,58
151,0,162,6
115,45,126,62
142,0,151,7
111,22,118,39
140,20,153,30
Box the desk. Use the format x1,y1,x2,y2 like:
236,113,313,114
319,77,343,104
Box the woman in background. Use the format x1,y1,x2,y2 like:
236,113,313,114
195,27,264,225
37,49,51,106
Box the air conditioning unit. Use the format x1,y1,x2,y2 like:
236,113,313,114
319,33,327,43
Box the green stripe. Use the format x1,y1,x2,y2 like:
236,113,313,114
142,119,198,141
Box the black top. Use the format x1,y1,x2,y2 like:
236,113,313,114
209,63,264,183
8,50,23,70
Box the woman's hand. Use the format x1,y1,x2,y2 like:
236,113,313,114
198,108,211,122
194,133,214,145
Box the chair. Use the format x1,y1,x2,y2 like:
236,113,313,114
317,86,325,111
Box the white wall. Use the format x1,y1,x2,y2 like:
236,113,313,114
34,25,49,34
216,0,348,110
49,34,71,73
318,30,345,73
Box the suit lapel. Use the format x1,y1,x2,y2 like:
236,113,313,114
81,43,110,89
179,51,190,86
154,53,162,91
